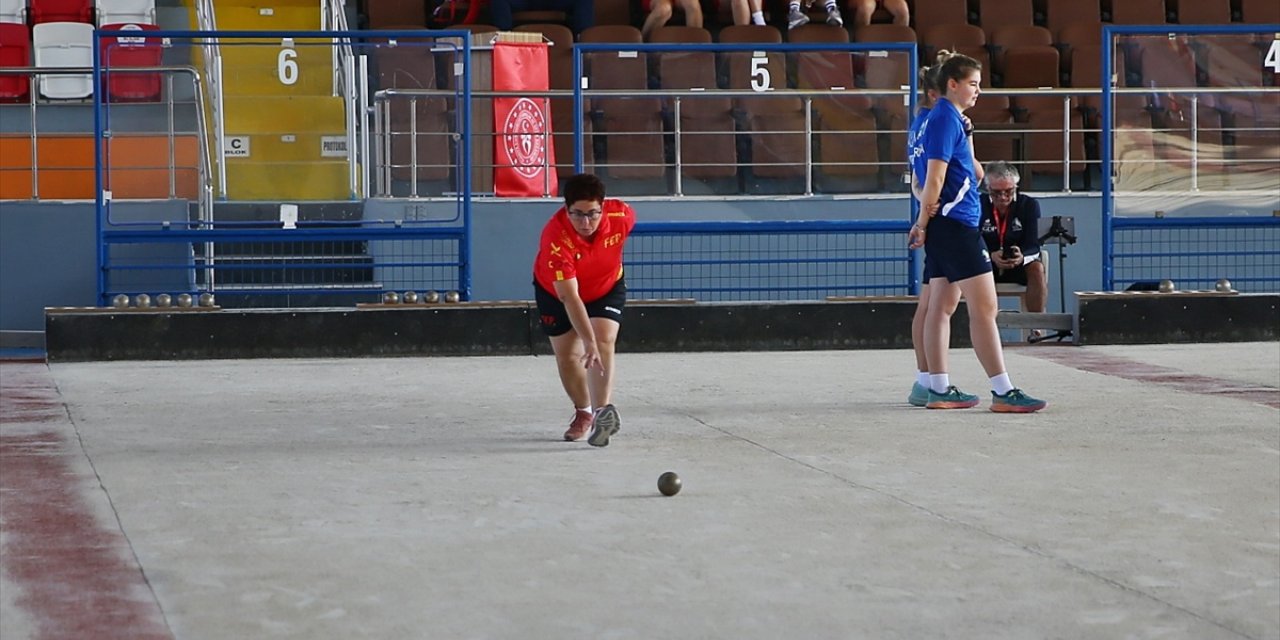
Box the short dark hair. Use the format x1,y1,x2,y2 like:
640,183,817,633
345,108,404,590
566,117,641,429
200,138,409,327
562,173,606,205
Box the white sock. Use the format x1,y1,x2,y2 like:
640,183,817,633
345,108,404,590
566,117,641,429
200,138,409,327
929,373,950,394
789,1,800,9
916,371,930,387
824,0,837,9
990,373,1014,395
751,10,765,24
576,405,592,414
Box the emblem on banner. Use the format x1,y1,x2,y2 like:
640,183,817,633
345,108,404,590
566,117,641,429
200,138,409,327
502,97,548,179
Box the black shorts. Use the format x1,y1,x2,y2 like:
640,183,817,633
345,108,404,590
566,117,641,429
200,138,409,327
922,216,992,283
993,264,1029,285
534,277,626,337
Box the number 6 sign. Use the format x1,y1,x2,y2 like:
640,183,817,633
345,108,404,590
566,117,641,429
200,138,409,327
278,48,299,85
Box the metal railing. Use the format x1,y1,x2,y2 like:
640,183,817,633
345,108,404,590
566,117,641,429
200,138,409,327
0,65,214,217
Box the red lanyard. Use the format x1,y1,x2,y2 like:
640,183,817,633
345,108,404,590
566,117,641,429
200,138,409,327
993,205,1010,248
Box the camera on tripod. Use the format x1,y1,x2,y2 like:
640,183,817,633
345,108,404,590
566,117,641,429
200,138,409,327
1040,215,1077,246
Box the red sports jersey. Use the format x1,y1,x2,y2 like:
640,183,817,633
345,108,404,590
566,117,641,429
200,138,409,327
533,199,637,302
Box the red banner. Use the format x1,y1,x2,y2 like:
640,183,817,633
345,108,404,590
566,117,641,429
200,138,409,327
493,42,558,197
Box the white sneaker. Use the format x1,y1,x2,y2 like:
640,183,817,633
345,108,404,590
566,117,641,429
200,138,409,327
825,6,843,26
787,6,810,29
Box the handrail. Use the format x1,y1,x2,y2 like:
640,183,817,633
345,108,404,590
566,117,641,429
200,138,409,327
192,0,226,199
322,0,359,198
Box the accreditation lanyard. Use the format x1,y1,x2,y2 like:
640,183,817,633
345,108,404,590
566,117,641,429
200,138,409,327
993,205,1011,248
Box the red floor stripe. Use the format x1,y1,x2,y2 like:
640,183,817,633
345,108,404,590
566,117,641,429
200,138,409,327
0,364,172,640
1027,348,1280,409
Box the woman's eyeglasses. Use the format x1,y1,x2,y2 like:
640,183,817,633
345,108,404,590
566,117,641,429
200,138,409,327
568,208,603,220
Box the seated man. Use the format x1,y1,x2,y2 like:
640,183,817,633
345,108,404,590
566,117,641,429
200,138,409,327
489,0,594,36
979,161,1047,314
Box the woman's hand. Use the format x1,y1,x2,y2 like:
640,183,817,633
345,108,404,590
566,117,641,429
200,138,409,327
580,341,603,371
908,224,926,250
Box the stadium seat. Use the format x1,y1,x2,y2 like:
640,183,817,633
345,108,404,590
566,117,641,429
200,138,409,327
33,21,93,99
650,26,736,181
719,25,805,180
1169,0,1230,25
1054,20,1103,76
580,25,664,180
1042,0,1099,41
0,0,27,23
97,0,156,26
29,0,92,24
514,23,591,175
912,0,971,47
789,24,878,181
0,22,29,101
366,0,427,28
919,23,991,75
977,0,1034,35
593,0,631,26
1239,0,1280,24
1108,0,1167,24
100,22,162,101
372,37,450,181
989,25,1053,80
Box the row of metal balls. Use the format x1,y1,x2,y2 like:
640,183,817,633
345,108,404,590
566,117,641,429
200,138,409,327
383,291,461,304
111,293,215,308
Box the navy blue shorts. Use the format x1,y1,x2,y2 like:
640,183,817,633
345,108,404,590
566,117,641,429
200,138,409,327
923,216,992,283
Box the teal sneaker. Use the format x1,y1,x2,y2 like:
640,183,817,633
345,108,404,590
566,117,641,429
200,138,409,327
926,386,980,409
990,389,1047,413
908,382,930,407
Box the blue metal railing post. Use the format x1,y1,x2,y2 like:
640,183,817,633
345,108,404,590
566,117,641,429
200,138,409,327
1101,24,1115,291
93,29,106,305
460,32,473,300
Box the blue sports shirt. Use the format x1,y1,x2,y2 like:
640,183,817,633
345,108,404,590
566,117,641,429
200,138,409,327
906,106,930,191
921,98,981,227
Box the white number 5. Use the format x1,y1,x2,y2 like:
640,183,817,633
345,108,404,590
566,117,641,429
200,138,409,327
750,55,771,92
278,48,299,85
1264,40,1280,74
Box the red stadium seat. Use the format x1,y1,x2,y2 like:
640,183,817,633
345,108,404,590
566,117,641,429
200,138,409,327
0,22,30,102
100,23,163,101
30,0,92,24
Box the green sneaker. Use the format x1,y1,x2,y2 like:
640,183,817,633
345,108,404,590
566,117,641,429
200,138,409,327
926,385,980,409
908,382,930,407
991,389,1047,413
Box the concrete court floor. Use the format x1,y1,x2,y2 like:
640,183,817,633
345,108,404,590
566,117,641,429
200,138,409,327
1,342,1278,640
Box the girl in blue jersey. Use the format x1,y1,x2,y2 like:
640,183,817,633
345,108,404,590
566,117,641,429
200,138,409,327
907,54,1046,413
905,53,984,407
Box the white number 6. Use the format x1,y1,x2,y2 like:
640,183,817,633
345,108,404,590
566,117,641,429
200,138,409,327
750,55,771,92
1265,40,1280,74
278,48,299,85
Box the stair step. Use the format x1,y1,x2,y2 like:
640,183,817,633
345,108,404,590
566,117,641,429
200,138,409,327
996,311,1074,331
219,43,335,96
223,161,353,200
223,96,345,133
215,6,321,30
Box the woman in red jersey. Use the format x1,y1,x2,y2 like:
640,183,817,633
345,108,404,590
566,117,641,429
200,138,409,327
532,173,637,447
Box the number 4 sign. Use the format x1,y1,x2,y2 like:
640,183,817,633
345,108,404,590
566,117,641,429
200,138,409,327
1265,40,1280,74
